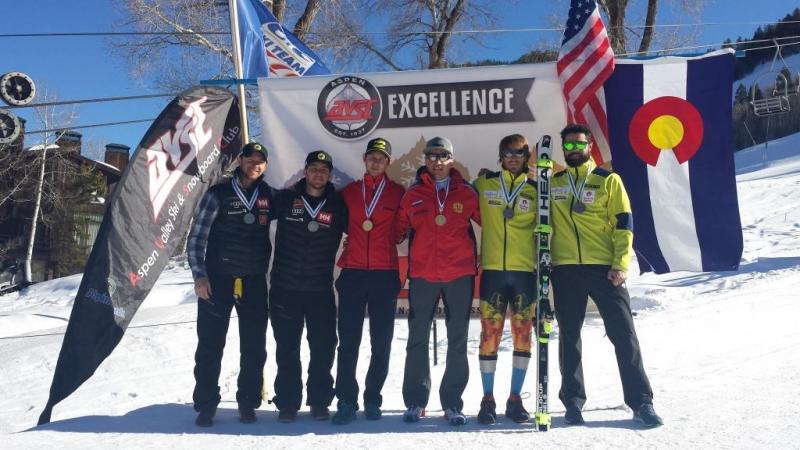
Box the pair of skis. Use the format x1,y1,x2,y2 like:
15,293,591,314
534,136,554,432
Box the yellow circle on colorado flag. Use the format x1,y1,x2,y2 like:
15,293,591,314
648,115,684,149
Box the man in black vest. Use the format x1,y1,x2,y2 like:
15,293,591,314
187,142,275,427
270,150,347,423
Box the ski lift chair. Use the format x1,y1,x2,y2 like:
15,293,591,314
750,39,799,117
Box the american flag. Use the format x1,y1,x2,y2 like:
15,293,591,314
557,0,616,164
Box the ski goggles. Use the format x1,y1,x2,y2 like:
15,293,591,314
562,141,590,152
424,152,452,162
501,146,529,158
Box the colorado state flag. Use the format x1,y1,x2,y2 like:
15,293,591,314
604,49,743,274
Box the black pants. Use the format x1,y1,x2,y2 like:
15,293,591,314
402,275,473,411
552,265,654,411
269,286,337,412
334,269,401,407
192,273,268,413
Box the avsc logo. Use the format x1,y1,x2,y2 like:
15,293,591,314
317,76,381,139
145,97,211,221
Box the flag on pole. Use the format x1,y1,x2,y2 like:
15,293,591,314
603,50,743,274
38,87,242,424
235,0,330,78
557,0,615,164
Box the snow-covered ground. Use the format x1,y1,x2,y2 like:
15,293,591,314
1,134,799,449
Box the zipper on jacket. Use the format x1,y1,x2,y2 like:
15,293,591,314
569,167,583,263
502,176,512,271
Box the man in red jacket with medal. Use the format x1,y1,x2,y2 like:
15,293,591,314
331,138,405,425
396,136,480,426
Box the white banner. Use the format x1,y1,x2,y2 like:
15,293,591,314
258,63,567,188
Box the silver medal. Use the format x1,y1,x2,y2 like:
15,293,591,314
503,207,514,219
307,220,320,232
243,212,256,224
572,202,586,213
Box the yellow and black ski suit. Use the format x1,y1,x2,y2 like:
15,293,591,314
549,160,654,412
473,169,537,384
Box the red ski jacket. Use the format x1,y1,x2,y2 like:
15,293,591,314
397,168,480,283
337,174,406,270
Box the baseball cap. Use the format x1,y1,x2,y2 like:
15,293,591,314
305,150,333,170
365,137,392,158
425,136,454,155
240,142,268,160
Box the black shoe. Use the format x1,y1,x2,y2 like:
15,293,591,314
331,402,357,425
238,406,256,424
311,405,331,421
564,406,585,425
364,403,382,420
195,410,215,427
633,403,664,428
505,394,530,423
278,409,297,423
477,395,497,425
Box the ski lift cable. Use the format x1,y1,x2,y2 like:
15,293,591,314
2,19,800,38
25,119,158,135
616,36,800,58
4,93,179,110
0,31,228,38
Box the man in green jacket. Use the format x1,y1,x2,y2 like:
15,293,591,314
473,134,537,424
550,123,663,428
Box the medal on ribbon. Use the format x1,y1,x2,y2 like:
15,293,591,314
232,178,260,224
302,195,327,233
434,178,450,226
361,177,385,232
499,171,526,220
567,162,592,214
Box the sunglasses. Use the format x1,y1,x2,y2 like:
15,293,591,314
501,148,528,158
425,153,452,162
562,141,589,152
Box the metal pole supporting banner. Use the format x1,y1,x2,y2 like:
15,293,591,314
228,0,250,143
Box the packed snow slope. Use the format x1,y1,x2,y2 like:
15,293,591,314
1,134,798,449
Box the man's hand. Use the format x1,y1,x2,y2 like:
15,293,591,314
477,167,490,177
195,277,213,300
607,269,627,287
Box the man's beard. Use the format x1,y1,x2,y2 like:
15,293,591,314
565,152,591,167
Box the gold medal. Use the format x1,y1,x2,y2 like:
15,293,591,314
435,214,447,226
362,219,374,232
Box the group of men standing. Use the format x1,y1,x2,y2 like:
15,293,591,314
186,124,664,429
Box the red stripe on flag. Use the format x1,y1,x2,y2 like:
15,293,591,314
561,37,612,105
556,19,605,75
570,56,614,113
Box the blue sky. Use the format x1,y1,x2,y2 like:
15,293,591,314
2,0,798,156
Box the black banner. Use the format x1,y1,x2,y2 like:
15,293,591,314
378,78,535,128
38,86,241,425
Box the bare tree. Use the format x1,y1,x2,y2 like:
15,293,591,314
321,0,502,70
22,90,78,281
597,0,708,55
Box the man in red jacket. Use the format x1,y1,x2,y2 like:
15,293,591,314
331,138,405,425
397,136,480,426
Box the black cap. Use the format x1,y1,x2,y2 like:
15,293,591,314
365,137,392,158
425,136,454,155
240,141,268,160
305,150,333,169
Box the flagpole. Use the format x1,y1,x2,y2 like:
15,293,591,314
228,0,250,143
